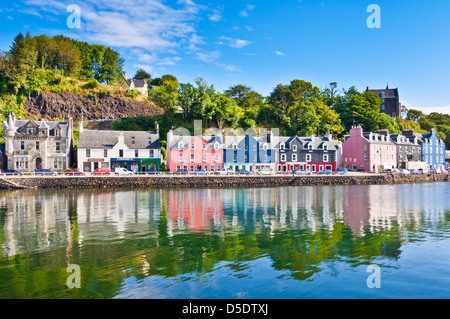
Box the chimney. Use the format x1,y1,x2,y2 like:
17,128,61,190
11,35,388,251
402,129,415,137
118,132,125,145
155,121,159,135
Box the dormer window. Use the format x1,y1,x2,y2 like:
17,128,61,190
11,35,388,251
308,144,313,151
323,144,328,151
293,145,297,152
233,143,237,150
214,142,219,150
280,143,285,151
178,142,184,149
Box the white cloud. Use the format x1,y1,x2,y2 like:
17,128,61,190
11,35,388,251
239,4,255,17
195,50,221,63
208,10,222,22
219,36,251,48
275,50,286,56
417,105,450,115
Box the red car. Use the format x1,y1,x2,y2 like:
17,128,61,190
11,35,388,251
65,169,85,176
93,168,111,175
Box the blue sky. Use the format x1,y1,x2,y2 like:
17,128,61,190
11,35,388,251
1,0,450,115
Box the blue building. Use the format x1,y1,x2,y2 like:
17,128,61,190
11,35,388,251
223,133,276,172
420,129,446,170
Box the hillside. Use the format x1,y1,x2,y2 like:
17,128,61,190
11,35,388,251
24,91,164,121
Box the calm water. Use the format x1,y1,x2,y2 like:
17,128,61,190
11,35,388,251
0,183,450,299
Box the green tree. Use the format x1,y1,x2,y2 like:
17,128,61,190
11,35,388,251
406,109,425,122
134,69,151,82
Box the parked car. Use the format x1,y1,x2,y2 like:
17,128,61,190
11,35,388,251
114,167,134,175
93,168,112,175
256,169,273,175
294,169,311,175
146,170,162,175
215,168,233,175
172,169,189,175
398,169,411,175
409,169,421,174
64,169,85,176
2,170,23,176
236,169,251,175
194,169,210,175
440,169,448,174
335,168,348,175
317,169,333,175
37,169,58,176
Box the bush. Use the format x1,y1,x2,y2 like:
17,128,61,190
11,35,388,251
83,79,100,89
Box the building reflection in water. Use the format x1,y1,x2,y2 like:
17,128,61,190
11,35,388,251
1,184,449,258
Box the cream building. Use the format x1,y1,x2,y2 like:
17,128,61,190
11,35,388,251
2,113,74,172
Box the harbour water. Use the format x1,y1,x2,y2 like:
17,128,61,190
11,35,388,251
0,183,450,299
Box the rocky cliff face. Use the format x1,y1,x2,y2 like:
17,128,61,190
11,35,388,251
24,92,164,121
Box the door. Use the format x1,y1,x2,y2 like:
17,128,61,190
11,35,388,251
35,158,42,170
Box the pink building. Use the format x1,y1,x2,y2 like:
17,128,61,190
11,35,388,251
167,132,224,173
342,126,397,172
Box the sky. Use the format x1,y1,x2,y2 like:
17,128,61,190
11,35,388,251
1,0,450,115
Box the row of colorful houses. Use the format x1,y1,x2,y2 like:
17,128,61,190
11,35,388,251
1,113,447,174
167,126,447,174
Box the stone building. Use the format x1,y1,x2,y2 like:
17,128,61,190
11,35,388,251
2,113,74,172
389,131,422,169
366,85,401,119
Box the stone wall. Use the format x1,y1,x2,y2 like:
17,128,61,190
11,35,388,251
0,174,448,190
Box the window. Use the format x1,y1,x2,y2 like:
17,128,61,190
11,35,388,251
56,142,61,152
190,154,195,162
190,165,194,172
306,154,311,162
245,144,248,151
132,137,135,145
319,165,324,171
382,105,385,110
253,154,257,162
233,143,237,150
312,165,316,172
36,141,40,150
292,154,297,162
20,141,25,150
150,150,154,158
119,149,124,157
278,165,282,172
323,154,329,162
280,143,285,150
135,150,139,158
234,154,237,162
203,154,207,162
364,145,367,151
308,144,313,151
176,165,181,171
104,149,108,157
281,154,286,162
214,143,219,150
264,155,268,162
211,165,215,171
203,143,206,150
191,143,195,149
179,154,183,162
323,144,328,151
86,149,91,157
217,165,221,170
293,145,297,152
215,154,219,162
178,142,184,149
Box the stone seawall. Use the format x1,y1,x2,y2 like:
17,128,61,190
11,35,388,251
0,174,448,190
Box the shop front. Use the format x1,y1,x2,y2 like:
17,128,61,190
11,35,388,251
140,158,161,172
111,158,141,173
82,158,109,173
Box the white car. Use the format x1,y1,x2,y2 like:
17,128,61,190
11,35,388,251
114,167,134,175
398,169,410,175
215,168,233,175
257,169,273,175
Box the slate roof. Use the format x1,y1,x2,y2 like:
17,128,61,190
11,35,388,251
78,130,160,149
366,87,399,98
3,119,70,137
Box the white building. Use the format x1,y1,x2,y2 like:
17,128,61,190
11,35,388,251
77,124,161,173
